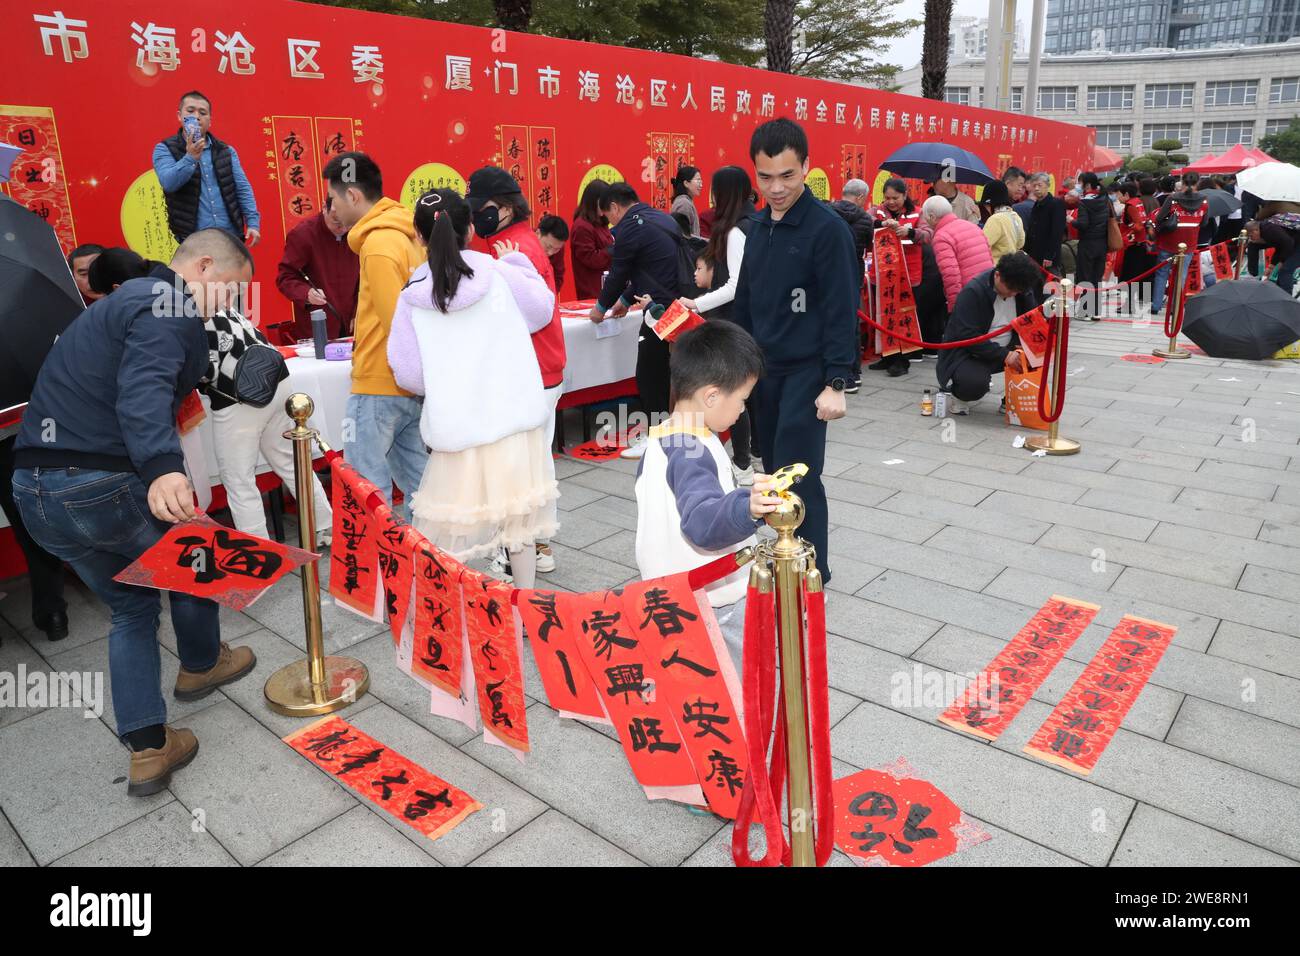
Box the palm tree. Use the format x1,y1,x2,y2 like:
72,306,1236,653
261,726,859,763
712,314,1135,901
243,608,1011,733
494,0,532,32
765,0,798,73
921,0,954,101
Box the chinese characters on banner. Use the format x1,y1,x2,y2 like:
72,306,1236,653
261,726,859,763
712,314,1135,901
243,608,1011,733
285,715,481,841
1185,244,1204,296
937,595,1100,741
0,105,76,251
840,143,868,184
1023,615,1176,775
646,131,694,212
112,514,317,611
1010,305,1052,369
514,589,607,722
372,503,416,645
1210,242,1235,282
328,462,384,622
833,760,989,867
498,123,529,196
872,228,922,356
268,115,321,234
462,571,530,755
495,125,558,226
313,115,356,207
410,537,465,697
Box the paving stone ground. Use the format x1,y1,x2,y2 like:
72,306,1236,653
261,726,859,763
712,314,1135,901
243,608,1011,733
2,317,1299,867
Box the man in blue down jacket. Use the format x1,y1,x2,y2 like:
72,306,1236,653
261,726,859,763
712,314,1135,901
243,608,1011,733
10,228,260,796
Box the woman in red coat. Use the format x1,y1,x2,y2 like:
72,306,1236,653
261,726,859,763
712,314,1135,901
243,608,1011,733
1116,180,1155,315
570,180,614,299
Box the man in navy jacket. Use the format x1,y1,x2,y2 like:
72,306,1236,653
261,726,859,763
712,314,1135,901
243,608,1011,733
733,118,858,583
10,228,259,796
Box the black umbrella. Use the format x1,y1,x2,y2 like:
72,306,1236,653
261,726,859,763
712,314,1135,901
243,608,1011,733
1197,188,1243,218
0,197,84,410
1181,278,1300,360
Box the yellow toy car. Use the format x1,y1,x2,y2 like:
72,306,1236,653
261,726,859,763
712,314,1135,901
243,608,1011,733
769,462,809,497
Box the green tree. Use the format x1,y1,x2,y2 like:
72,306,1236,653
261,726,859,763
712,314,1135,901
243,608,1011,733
920,0,953,100
1259,117,1300,165
765,0,798,73
1150,138,1184,163
788,0,920,84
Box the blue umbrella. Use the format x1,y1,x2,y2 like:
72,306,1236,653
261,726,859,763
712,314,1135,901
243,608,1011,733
880,142,996,185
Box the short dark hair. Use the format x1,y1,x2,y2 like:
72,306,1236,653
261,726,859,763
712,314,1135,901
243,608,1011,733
323,151,383,201
67,243,103,267
492,192,532,223
537,214,569,240
750,117,808,163
600,182,639,209
1002,166,1027,182
88,247,150,294
1079,171,1101,190
670,320,765,403
1159,175,1177,192
173,227,254,273
1139,177,1157,196
1188,172,1207,189
178,90,210,110
994,252,1039,293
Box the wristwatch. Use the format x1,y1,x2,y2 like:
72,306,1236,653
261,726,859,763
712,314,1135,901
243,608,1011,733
827,377,847,392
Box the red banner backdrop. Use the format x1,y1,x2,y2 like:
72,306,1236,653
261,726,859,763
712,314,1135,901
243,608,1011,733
5,0,1093,321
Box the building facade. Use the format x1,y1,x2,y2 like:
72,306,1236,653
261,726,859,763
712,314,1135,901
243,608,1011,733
950,15,1028,60
897,38,1300,160
1045,0,1300,56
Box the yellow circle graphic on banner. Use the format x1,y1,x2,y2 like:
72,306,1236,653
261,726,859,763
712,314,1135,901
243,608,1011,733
872,170,893,205
805,167,830,201
401,163,466,209
579,163,624,197
120,170,179,263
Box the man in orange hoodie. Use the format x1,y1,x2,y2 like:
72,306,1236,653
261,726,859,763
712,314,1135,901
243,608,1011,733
323,152,427,519
466,166,566,575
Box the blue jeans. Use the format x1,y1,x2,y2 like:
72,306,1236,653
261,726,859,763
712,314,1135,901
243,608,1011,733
10,467,220,738
343,394,429,523
1151,249,1173,313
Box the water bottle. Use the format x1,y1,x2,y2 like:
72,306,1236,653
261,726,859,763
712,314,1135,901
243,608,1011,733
310,308,328,359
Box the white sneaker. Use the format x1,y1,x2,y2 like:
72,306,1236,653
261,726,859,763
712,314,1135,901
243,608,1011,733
619,437,648,459
315,530,332,550
535,542,556,574
949,396,976,416
487,549,513,584
732,463,755,486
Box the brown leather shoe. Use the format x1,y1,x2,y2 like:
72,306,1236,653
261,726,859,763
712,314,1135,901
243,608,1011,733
128,726,198,796
174,642,256,701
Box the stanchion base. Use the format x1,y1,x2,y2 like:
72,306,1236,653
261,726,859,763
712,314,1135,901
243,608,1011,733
264,656,370,717
1025,435,1081,456
1153,347,1191,359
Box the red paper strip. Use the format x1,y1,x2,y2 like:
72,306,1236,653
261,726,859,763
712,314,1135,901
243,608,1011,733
530,125,557,223
312,116,356,209
462,571,530,753
1011,305,1051,369
0,105,77,252
176,390,207,435
329,462,383,620
566,438,625,461
513,589,606,721
872,228,921,356
410,536,466,697
652,300,706,342
269,115,321,234
937,594,1100,741
1185,245,1203,296
1211,242,1235,281
833,767,964,866
112,514,316,611
371,503,415,645
1024,614,1176,774
567,589,699,788
619,577,749,819
285,715,481,841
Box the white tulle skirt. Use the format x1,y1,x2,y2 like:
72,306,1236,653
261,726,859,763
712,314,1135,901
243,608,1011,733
410,426,559,562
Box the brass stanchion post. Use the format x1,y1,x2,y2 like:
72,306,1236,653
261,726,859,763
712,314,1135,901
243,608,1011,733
1026,278,1081,456
1154,243,1191,360
762,493,816,867
265,393,370,717
1234,228,1248,280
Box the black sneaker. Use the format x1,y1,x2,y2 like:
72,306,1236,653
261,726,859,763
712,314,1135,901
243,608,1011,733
868,357,891,371
887,363,910,377
845,378,861,394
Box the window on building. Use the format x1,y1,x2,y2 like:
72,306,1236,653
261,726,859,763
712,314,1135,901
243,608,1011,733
1204,80,1258,107
1270,77,1300,105
1201,121,1255,149
1144,83,1195,109
1264,117,1298,137
944,86,970,106
1091,125,1133,150
1011,87,1024,112
1087,85,1135,110
1142,123,1193,149
1038,86,1077,111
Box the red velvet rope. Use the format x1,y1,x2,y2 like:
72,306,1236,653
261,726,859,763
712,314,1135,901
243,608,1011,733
1035,306,1071,425
1033,256,1162,292
1162,259,1181,339
803,583,834,867
857,309,1015,350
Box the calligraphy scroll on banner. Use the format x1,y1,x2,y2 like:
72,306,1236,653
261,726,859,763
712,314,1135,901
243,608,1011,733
329,462,384,622
937,595,1100,742
410,536,466,697
1210,242,1235,282
112,514,317,611
462,571,530,755
285,715,481,841
269,115,321,235
0,105,77,251
513,589,607,723
872,228,921,356
1024,615,1176,775
1011,305,1052,370
372,503,416,645
313,116,356,207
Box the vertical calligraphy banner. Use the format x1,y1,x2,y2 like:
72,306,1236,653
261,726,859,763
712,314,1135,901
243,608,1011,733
410,537,465,697
529,125,556,225
461,570,530,756
371,503,415,645
872,228,921,356
312,115,356,208
269,115,320,238
498,123,530,199
328,463,384,622
648,132,670,211
513,589,607,723
937,594,1101,742
0,105,77,252
1024,614,1176,775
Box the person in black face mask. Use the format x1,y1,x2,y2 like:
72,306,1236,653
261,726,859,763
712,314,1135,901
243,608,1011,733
464,166,566,579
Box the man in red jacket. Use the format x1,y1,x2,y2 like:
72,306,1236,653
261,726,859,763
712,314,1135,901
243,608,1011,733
466,166,567,577
275,197,360,339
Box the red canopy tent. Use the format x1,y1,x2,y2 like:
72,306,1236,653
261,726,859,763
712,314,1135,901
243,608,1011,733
1179,143,1273,174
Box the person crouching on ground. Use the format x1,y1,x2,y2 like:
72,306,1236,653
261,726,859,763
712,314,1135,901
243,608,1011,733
634,320,782,672
936,252,1041,415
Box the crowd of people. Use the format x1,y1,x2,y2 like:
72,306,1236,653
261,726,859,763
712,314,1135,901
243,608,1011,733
8,85,1298,797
